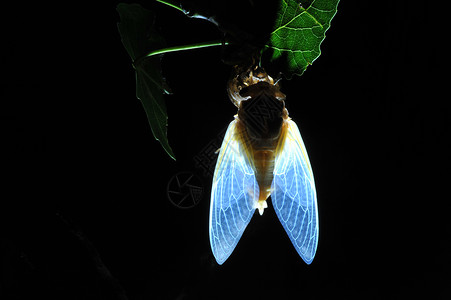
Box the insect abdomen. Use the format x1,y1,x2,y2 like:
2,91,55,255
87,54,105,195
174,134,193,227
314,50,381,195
253,149,276,201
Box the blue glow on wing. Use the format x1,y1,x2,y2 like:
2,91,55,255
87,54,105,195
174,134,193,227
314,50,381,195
272,120,319,264
209,120,259,264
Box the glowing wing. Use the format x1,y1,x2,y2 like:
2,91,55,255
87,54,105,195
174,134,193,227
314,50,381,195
271,120,319,264
209,120,259,264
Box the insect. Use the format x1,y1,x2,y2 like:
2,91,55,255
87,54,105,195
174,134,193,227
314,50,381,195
209,65,319,265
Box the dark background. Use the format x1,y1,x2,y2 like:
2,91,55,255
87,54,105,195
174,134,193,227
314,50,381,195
2,1,448,299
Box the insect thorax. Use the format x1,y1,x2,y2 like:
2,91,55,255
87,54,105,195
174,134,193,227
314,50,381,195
227,65,288,147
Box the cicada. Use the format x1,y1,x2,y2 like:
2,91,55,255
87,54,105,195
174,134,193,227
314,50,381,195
209,65,319,265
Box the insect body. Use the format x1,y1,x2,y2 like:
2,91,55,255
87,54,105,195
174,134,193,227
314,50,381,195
209,66,318,265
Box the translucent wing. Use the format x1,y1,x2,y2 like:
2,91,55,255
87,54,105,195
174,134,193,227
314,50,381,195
209,120,259,264
271,120,319,264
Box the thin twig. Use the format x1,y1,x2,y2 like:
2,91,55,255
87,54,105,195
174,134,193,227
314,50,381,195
56,212,129,300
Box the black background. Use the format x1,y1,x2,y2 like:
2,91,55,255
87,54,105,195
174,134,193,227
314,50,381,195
2,1,448,299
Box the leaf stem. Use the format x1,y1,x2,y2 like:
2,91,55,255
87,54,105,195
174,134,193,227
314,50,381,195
133,40,227,67
146,40,225,57
155,0,218,25
155,0,186,14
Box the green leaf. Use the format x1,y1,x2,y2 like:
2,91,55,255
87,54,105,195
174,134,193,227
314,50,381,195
264,0,339,78
117,3,175,160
